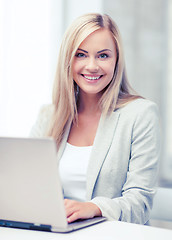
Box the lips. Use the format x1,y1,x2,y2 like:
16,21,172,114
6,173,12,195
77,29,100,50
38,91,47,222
81,74,103,80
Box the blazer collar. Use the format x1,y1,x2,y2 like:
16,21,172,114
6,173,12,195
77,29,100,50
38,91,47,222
86,111,120,200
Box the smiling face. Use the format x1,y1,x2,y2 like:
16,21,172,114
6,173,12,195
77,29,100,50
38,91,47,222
72,28,117,98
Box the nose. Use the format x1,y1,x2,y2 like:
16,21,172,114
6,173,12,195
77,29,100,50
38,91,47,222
85,57,99,72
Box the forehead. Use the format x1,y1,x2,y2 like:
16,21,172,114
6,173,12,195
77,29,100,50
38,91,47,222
78,28,116,52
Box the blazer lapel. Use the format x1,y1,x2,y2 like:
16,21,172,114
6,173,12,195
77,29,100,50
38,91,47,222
57,122,71,163
86,111,120,200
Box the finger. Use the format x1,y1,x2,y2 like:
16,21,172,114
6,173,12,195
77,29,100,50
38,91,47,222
64,199,75,207
64,199,77,218
67,212,80,223
64,199,69,206
65,206,76,218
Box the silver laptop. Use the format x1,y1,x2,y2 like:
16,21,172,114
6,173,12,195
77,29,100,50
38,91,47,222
0,137,106,233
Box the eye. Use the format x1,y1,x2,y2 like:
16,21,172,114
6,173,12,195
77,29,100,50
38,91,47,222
75,52,86,58
98,53,109,59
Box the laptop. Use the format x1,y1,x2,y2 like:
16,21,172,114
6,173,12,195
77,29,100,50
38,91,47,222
0,137,106,233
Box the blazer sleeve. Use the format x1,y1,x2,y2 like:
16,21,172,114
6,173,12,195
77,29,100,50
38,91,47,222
90,102,161,224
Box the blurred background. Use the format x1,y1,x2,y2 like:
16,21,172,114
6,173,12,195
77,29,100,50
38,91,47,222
0,0,172,188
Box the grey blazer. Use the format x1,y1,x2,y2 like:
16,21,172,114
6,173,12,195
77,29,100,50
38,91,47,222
30,98,161,224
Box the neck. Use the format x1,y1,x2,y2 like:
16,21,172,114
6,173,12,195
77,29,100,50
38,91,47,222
78,91,101,115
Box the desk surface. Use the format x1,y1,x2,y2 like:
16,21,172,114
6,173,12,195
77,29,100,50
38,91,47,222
1,221,172,240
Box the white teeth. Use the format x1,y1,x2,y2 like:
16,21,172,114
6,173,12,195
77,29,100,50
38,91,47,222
83,75,101,80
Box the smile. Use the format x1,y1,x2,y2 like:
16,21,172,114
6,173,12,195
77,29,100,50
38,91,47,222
81,74,103,80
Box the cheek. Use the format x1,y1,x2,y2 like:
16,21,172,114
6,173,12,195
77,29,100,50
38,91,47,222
72,62,84,84
72,62,79,81
108,67,115,78
72,61,83,75
102,62,115,77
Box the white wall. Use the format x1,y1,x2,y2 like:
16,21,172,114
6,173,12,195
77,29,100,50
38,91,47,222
164,0,172,182
0,0,63,137
62,0,103,30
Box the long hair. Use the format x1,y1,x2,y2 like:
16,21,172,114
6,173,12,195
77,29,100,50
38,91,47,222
47,13,141,145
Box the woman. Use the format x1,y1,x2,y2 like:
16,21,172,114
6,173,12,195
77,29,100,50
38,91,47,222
30,13,160,224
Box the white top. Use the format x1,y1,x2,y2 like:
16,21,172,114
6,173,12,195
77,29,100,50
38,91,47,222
59,143,92,202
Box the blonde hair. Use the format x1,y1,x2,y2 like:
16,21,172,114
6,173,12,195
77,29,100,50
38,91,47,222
47,13,141,145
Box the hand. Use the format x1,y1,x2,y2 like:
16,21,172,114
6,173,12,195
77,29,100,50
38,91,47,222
64,199,102,223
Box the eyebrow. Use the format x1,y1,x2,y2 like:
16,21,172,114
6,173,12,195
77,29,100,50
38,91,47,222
77,48,112,53
97,49,112,53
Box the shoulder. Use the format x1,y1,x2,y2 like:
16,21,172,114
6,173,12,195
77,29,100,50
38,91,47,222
111,98,160,134
116,98,159,120
29,104,55,137
34,104,55,127
37,104,55,120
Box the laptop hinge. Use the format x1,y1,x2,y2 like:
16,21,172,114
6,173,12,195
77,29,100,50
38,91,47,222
30,223,51,231
0,219,51,232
